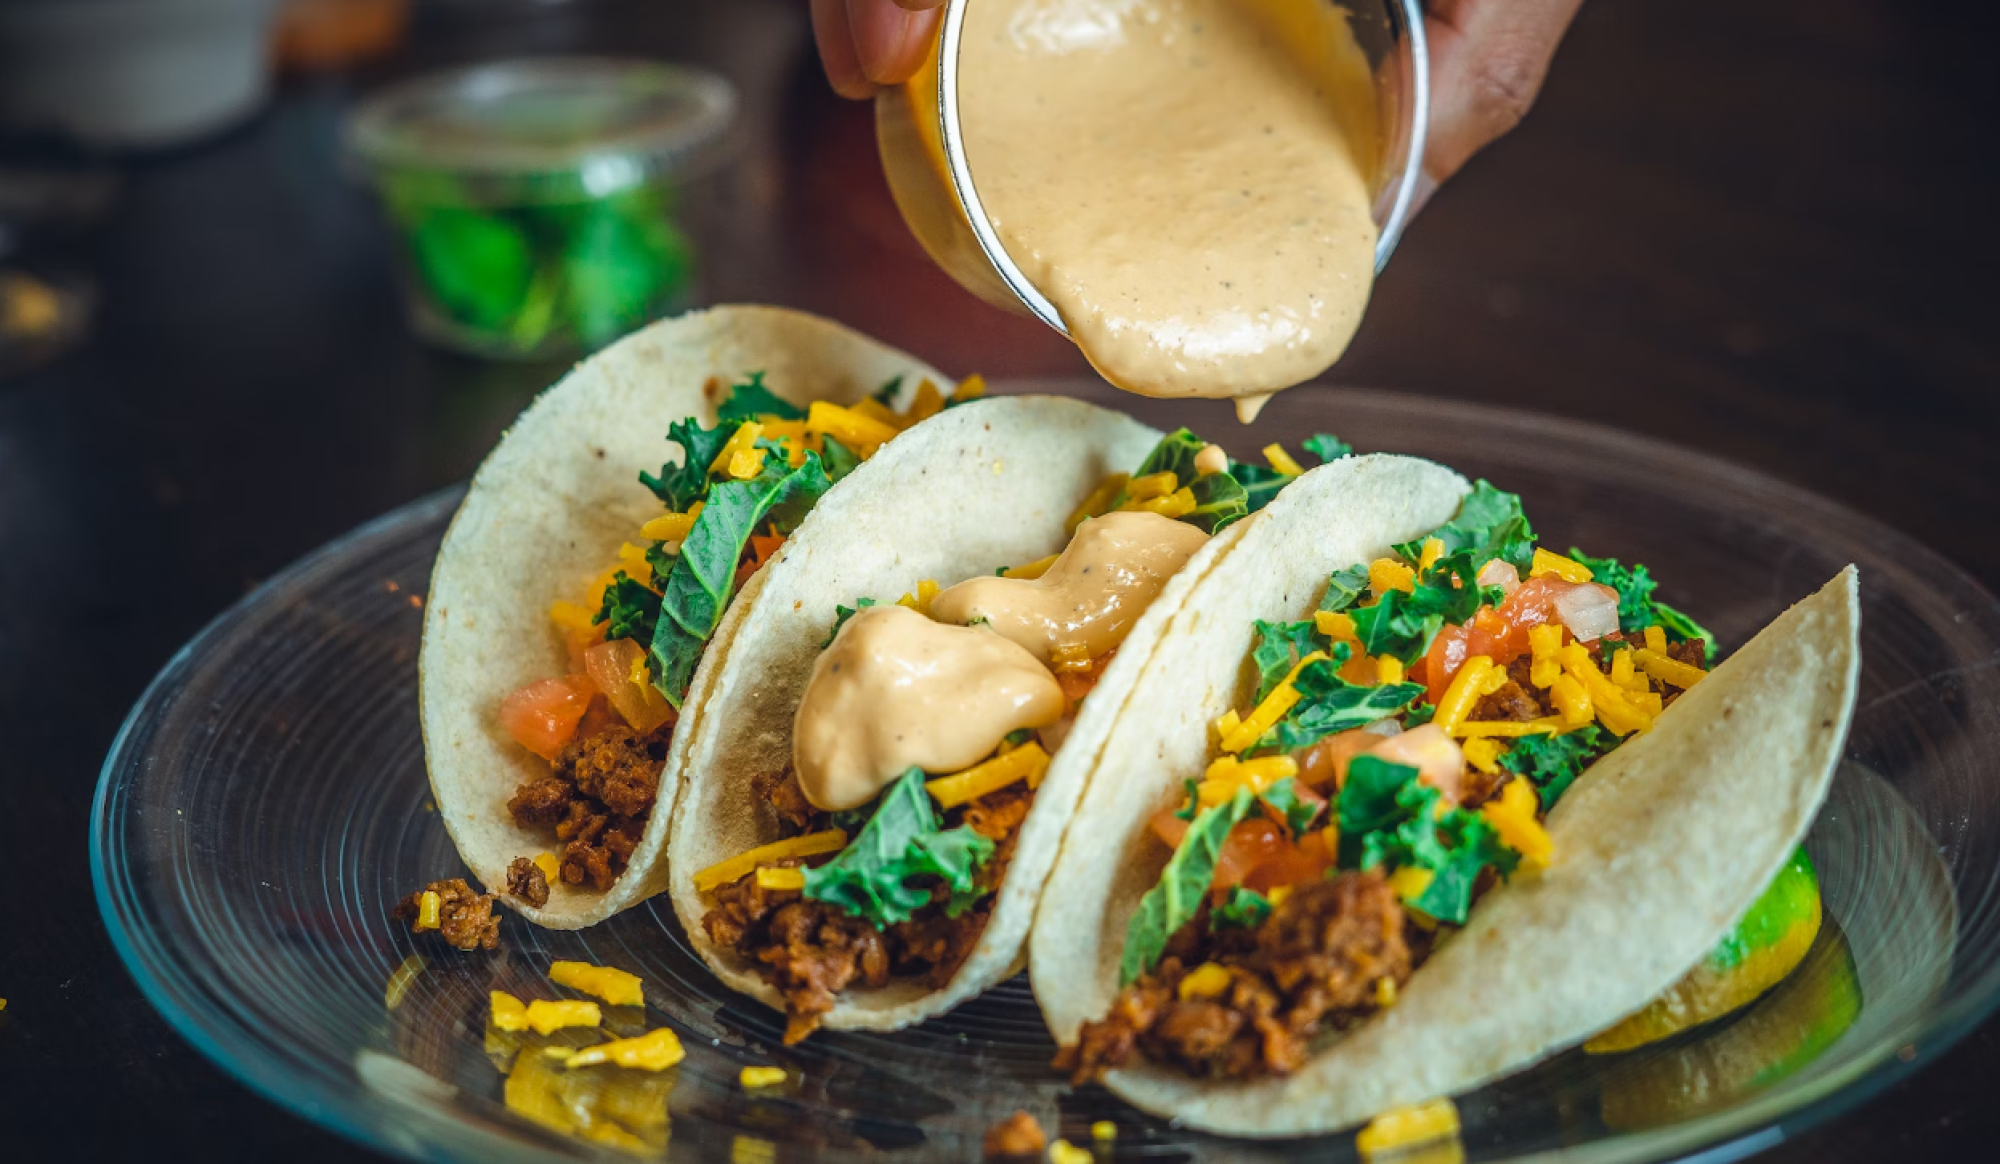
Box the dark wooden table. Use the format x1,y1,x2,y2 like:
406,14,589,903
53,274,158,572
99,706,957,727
2,0,1995,1158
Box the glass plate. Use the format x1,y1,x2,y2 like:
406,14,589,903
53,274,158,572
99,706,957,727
93,385,2000,1164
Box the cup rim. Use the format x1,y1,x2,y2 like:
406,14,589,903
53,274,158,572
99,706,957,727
934,0,1432,338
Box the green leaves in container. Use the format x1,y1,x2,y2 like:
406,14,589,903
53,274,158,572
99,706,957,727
556,186,694,348
1121,785,1256,985
650,448,832,703
404,206,536,332
803,768,995,927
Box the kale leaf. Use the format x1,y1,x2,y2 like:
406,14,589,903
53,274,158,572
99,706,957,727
1212,886,1273,930
1339,756,1519,925
1259,659,1426,754
1338,755,1420,841
1567,549,1717,663
1500,723,1616,806
717,371,805,423
1348,549,1491,664
823,597,878,648
818,434,864,483
1174,778,1201,822
1121,785,1255,985
1397,480,1536,575
594,572,662,644
871,376,903,407
1258,776,1323,839
802,768,995,928
651,450,833,704
1232,461,1290,514
1251,618,1321,702
639,417,734,512
1318,563,1371,614
1303,433,1355,463
1653,600,1717,664
1131,428,1251,531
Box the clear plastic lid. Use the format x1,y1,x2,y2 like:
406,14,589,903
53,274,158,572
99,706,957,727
346,57,738,203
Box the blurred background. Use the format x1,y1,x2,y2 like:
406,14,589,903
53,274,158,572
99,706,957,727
0,0,1996,1159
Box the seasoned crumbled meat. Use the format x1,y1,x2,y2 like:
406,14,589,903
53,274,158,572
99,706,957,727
507,724,666,892
1057,871,1411,1083
393,878,500,951
506,857,551,907
758,767,822,835
704,781,1037,1042
1472,677,1544,723
1666,636,1706,672
984,1111,1047,1157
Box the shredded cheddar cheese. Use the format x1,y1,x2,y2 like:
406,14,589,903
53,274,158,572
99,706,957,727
1178,963,1232,1000
1196,754,1298,806
1558,644,1651,735
1125,470,1178,501
954,373,987,399
491,990,529,1032
1452,718,1561,739
1481,779,1552,869
1375,656,1406,686
1067,473,1129,531
1221,651,1327,752
524,999,601,1035
1375,976,1399,1008
1369,557,1416,596
1051,643,1092,673
753,866,805,891
1529,548,1594,583
1390,867,1435,904
806,400,898,452
1549,673,1593,728
1434,656,1496,735
532,852,560,884
1633,647,1707,690
1461,737,1504,775
739,1066,787,1090
549,961,645,1008
693,830,848,892
565,1027,684,1072
1356,1099,1461,1156
1417,537,1445,574
549,600,598,638
1004,553,1060,580
1263,443,1305,476
708,422,764,473
414,890,441,931
896,578,941,615
640,511,699,542
1315,609,1357,640
1643,625,1668,653
926,742,1051,807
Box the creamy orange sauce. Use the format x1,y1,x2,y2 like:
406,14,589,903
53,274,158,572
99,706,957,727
793,604,1065,811
960,0,1380,407
930,511,1208,662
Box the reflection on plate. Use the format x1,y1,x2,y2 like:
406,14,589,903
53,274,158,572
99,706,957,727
94,387,2000,1163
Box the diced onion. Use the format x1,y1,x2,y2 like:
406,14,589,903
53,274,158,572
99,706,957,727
1362,717,1403,738
1554,582,1621,642
1476,559,1521,594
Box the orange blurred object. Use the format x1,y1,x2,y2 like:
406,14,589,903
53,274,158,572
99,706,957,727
274,0,409,72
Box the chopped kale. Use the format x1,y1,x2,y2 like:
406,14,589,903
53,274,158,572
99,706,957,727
1396,480,1536,576
1500,724,1615,806
1121,785,1256,984
1339,755,1519,925
1250,618,1321,702
1212,887,1273,930
1258,658,1425,754
1318,563,1371,614
824,597,878,648
802,768,995,927
716,371,805,423
594,572,662,645
1303,433,1355,463
639,417,734,512
818,434,864,483
1258,776,1323,839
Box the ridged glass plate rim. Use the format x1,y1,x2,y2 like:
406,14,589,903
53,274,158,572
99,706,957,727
91,386,2000,1163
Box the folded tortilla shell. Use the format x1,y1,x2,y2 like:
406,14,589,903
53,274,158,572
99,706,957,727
667,395,1252,1031
419,305,948,929
1031,454,1859,1137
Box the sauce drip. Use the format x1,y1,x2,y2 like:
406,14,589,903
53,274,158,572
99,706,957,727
960,0,1381,405
930,511,1209,663
793,604,1065,812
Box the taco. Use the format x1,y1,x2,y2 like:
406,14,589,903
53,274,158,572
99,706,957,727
1031,454,1859,1136
419,305,963,929
666,401,1353,1041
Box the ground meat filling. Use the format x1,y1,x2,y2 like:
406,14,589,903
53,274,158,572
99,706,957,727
506,725,666,891
701,769,1036,1043
983,1111,1047,1157
505,856,551,908
393,878,501,951
1056,872,1412,1083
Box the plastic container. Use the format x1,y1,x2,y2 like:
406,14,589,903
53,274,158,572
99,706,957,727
347,58,737,361
876,0,1429,334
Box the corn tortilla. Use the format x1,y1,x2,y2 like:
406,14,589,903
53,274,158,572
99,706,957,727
1030,455,1860,1136
418,305,949,929
666,395,1252,1031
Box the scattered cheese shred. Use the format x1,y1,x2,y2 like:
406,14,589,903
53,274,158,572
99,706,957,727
1559,643,1652,734
1549,673,1593,728
693,829,848,892
1461,737,1504,775
1221,651,1327,752
1417,537,1445,574
525,999,601,1035
640,511,698,542
1263,443,1306,476
549,600,598,638
1452,718,1561,739
491,991,529,1031
1390,867,1434,904
1067,473,1129,531
1128,486,1196,519
384,954,426,1010
1375,976,1399,1008
566,1027,685,1072
1125,470,1178,501
1434,656,1496,735
1004,553,1060,580
927,742,1051,808
755,866,806,891
1049,1141,1093,1164
1092,1121,1119,1142
1356,1098,1461,1156
1197,754,1299,806
1529,548,1594,583
708,421,764,474
1267,885,1294,906
414,890,441,931
1643,625,1668,653
896,578,941,615
1212,709,1243,748
806,401,898,453
739,1066,787,1090
1315,609,1357,640
1051,643,1092,673
549,961,645,1008
1376,656,1406,686
1178,963,1233,1000
909,378,947,422
1633,647,1707,690
532,852,560,883
1480,779,1552,869
954,373,987,399
1369,557,1416,596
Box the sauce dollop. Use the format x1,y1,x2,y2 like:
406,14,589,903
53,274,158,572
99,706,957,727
930,511,1209,663
793,604,1065,811
960,0,1381,406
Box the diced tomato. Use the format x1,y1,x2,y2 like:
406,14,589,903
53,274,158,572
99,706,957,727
499,675,595,761
1211,819,1286,891
1366,723,1469,805
1422,576,1584,702
1150,806,1190,851
1296,727,1386,790
583,639,675,735
733,532,787,589
1243,840,1332,893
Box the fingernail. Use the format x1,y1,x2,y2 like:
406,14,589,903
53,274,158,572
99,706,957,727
848,0,939,86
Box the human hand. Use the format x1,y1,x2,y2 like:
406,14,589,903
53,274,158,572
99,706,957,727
810,0,945,100
811,0,1584,186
